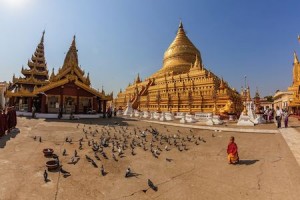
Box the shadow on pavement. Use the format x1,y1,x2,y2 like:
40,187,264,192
0,129,20,148
238,159,259,165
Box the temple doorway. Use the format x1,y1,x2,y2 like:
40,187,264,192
65,96,75,114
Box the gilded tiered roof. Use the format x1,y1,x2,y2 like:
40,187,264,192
49,36,90,86
10,31,49,92
156,21,201,77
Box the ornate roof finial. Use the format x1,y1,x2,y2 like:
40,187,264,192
101,85,105,95
40,30,45,43
86,72,90,85
220,77,225,89
294,51,299,64
71,35,76,48
255,87,260,98
179,19,183,29
120,88,122,93
50,68,55,81
135,73,141,84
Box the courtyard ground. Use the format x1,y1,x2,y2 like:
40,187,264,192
1,116,300,200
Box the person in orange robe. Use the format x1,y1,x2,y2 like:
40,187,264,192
227,136,239,164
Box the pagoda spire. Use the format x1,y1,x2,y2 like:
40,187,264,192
62,35,79,69
294,51,299,64
86,72,91,85
50,68,55,81
179,20,183,29
71,35,76,49
40,30,45,44
220,77,225,89
135,73,141,84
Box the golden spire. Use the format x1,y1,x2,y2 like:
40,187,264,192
40,30,45,44
161,20,201,75
86,72,91,85
220,77,225,89
135,73,141,84
255,87,260,99
62,35,79,70
71,35,76,48
179,20,183,29
50,68,55,81
294,51,299,64
246,86,251,101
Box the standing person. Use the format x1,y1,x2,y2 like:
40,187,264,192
32,105,36,118
275,106,282,128
268,109,273,123
227,136,239,164
283,109,289,128
113,108,117,117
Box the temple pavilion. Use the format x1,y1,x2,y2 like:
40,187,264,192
6,32,112,114
114,21,243,115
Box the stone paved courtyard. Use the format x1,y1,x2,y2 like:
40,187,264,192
1,117,300,200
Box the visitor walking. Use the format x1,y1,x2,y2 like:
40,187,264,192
283,109,289,128
275,106,282,128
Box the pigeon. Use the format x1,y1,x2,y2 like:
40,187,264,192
43,170,48,182
125,167,131,178
112,153,118,161
165,145,170,151
39,137,42,143
33,136,36,141
60,168,71,177
91,159,98,168
62,149,66,156
94,153,101,160
148,179,158,191
101,165,105,176
131,149,136,156
118,147,123,156
85,155,92,162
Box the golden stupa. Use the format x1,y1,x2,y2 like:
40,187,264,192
115,21,242,114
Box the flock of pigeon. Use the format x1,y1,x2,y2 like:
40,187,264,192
38,122,208,192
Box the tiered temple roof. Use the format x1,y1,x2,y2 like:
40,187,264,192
6,33,112,102
10,31,49,92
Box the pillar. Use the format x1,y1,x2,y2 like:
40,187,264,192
103,100,107,118
93,97,97,112
60,86,64,111
28,97,32,112
76,88,79,114
97,98,101,113
41,95,46,113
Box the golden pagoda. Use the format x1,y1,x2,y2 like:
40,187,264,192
288,51,300,112
6,34,112,114
115,21,243,114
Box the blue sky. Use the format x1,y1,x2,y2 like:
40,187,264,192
0,0,300,97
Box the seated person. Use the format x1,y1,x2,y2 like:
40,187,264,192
227,136,239,164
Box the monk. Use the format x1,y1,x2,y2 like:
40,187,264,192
227,136,239,164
